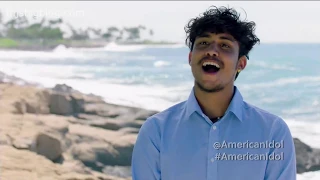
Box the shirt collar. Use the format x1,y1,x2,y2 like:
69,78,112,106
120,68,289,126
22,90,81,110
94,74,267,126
185,86,244,122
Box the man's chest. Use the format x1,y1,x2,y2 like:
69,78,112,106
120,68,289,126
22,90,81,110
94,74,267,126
160,123,270,180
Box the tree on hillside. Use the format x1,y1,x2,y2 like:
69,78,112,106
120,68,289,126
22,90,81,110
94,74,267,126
101,32,112,41
15,16,29,29
138,25,146,30
4,17,64,40
88,27,102,37
107,26,119,33
116,33,123,41
5,19,17,29
122,25,153,41
100,26,121,42
124,27,140,41
99,25,154,42
67,23,89,40
48,18,63,27
0,10,157,43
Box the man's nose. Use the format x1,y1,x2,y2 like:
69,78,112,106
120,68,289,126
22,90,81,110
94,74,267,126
205,43,219,57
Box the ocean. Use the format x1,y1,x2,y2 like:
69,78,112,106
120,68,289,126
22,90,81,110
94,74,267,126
0,42,319,179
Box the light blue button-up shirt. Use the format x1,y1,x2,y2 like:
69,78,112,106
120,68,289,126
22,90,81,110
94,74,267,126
131,86,296,180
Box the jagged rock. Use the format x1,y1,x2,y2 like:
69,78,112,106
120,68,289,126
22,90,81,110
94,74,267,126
32,132,63,161
25,90,51,114
82,103,119,117
133,109,158,120
62,160,93,175
70,142,120,172
75,113,104,120
67,124,136,168
103,166,132,179
52,84,74,94
118,127,140,134
13,100,27,114
70,93,86,113
0,145,127,180
5,81,158,121
82,102,158,120
69,117,144,131
111,134,136,166
0,84,50,114
11,136,32,150
89,119,144,131
294,138,320,173
50,93,74,115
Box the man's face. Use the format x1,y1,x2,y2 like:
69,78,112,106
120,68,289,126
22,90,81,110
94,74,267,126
189,32,247,93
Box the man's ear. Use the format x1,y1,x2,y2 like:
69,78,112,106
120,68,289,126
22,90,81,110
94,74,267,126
237,55,247,71
188,51,192,65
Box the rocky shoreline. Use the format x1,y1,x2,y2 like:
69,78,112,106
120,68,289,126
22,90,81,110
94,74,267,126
0,74,157,180
0,72,319,179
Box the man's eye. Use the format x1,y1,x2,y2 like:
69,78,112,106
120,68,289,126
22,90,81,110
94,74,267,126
198,41,208,45
221,43,230,48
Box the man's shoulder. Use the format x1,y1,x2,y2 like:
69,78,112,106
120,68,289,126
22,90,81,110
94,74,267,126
139,101,186,135
242,101,289,130
243,101,279,119
146,100,186,122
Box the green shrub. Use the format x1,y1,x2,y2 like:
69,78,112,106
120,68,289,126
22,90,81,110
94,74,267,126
0,38,19,48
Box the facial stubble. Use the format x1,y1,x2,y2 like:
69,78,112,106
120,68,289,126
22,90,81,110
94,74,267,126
194,60,239,93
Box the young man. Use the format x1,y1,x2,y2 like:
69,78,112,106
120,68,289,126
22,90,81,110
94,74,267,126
131,6,296,180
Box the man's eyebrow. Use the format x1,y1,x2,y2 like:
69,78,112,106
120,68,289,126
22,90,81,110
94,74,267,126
219,36,236,42
197,33,210,38
196,33,236,42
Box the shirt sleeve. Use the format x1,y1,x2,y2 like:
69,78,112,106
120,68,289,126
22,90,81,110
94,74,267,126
131,117,161,180
264,118,297,180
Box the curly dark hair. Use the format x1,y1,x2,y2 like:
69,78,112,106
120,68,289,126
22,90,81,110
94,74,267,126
185,6,260,60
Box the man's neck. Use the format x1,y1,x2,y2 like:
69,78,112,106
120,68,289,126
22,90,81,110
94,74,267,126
194,84,235,119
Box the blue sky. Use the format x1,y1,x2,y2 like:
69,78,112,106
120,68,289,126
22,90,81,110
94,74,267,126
0,1,319,43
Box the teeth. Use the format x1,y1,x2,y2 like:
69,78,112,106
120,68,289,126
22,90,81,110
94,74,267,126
202,61,220,68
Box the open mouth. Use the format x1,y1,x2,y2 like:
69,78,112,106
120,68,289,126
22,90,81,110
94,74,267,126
202,61,220,73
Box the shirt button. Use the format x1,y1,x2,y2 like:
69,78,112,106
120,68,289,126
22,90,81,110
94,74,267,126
211,158,215,162
212,126,217,130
